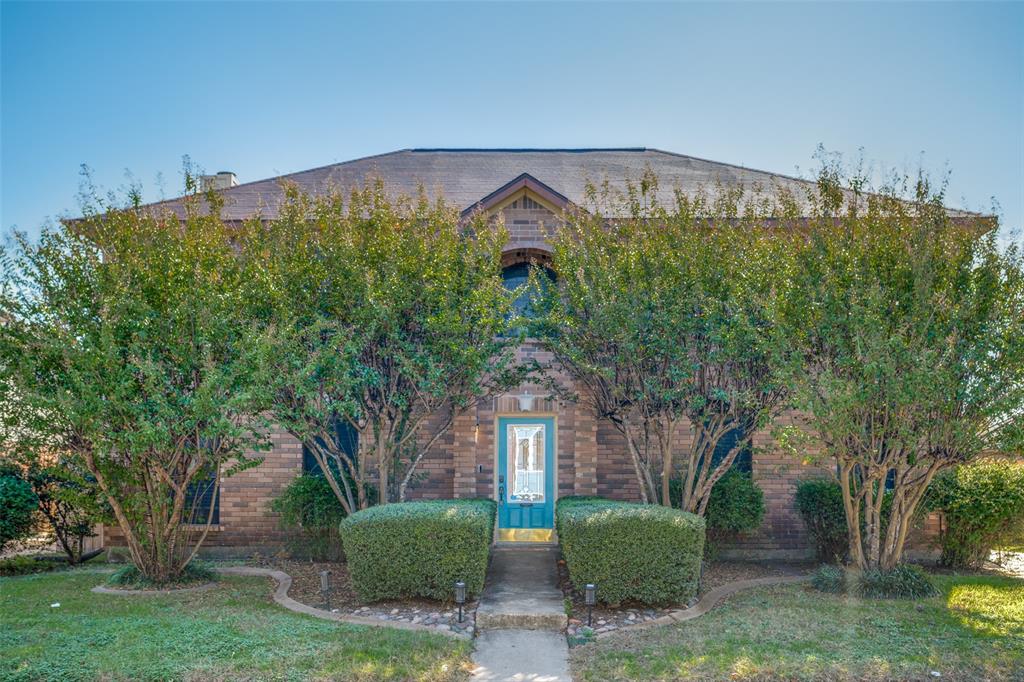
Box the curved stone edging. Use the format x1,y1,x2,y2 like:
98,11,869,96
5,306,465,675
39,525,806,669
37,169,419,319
214,566,471,640
593,574,809,639
91,582,217,595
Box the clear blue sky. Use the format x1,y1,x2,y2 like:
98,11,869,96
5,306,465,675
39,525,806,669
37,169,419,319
2,1,1022,246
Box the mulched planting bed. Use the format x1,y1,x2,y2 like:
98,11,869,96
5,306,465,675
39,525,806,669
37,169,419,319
252,557,478,636
560,555,807,640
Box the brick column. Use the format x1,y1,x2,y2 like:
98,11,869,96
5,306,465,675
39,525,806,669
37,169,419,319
573,402,598,496
452,411,478,499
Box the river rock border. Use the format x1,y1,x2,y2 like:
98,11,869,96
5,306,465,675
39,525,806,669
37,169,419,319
215,566,472,640
577,575,809,640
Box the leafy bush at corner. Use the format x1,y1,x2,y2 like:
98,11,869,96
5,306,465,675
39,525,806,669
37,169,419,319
270,474,348,561
810,564,845,594
107,561,217,589
340,499,495,602
926,460,1024,569
794,479,848,563
857,564,937,599
556,497,705,606
704,470,764,551
0,466,38,552
0,555,56,576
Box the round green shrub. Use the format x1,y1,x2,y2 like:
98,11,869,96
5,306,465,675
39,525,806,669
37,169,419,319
926,459,1024,569
794,478,848,563
810,564,845,594
270,473,348,561
857,564,937,599
557,497,705,606
0,467,38,552
705,470,764,548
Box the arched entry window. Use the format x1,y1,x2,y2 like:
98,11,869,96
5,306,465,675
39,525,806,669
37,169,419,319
501,262,556,320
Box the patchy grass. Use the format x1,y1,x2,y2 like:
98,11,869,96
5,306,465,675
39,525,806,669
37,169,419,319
571,574,1024,681
0,568,471,681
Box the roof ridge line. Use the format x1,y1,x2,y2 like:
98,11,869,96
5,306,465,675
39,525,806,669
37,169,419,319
411,147,648,153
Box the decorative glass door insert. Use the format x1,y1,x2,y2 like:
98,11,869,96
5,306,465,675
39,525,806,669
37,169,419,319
508,424,545,502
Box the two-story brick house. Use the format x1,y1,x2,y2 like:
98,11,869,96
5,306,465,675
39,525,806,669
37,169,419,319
119,148,955,559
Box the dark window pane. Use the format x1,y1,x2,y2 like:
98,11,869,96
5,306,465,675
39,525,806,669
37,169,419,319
302,417,358,475
502,263,555,320
185,471,220,525
709,428,753,474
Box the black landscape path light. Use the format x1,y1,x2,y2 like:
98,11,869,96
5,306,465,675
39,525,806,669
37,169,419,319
320,570,332,611
454,580,467,623
585,583,596,627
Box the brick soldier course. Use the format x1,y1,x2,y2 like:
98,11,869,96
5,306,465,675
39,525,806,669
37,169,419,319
104,148,957,559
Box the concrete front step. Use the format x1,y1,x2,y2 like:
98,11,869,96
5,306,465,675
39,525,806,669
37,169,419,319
475,596,567,631
476,545,567,632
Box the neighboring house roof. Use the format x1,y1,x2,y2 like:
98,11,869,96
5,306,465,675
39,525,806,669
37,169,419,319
136,148,981,222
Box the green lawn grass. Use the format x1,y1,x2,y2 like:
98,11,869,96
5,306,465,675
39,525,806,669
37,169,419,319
0,568,471,682
571,574,1024,681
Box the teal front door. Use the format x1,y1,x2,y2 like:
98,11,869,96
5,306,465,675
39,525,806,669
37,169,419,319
497,417,555,542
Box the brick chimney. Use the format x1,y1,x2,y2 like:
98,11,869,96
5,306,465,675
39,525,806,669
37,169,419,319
200,171,238,192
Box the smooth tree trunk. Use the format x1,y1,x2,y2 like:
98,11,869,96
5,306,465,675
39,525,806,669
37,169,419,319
83,449,221,582
840,459,944,571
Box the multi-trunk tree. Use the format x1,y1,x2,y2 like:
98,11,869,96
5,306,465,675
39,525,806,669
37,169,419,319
0,184,268,582
787,164,1024,571
535,172,799,512
241,183,527,512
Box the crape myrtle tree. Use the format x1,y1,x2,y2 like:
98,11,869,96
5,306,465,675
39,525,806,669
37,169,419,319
241,182,527,511
0,178,268,581
534,171,799,510
786,160,1024,571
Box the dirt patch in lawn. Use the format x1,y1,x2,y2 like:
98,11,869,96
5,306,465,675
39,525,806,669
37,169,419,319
250,557,478,636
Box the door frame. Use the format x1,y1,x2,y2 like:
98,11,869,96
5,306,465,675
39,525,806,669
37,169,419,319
493,412,558,542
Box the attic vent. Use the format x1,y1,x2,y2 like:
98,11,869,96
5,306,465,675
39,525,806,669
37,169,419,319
509,195,545,210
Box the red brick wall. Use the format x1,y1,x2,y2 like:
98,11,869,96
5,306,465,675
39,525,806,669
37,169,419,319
102,428,304,557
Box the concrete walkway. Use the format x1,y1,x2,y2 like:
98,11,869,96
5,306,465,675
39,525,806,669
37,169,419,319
471,545,570,682
472,629,570,682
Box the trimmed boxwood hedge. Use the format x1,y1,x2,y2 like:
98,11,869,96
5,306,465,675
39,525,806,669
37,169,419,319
556,496,705,606
340,499,495,602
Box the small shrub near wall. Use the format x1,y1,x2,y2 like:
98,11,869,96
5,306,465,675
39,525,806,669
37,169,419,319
703,470,764,556
271,474,348,561
340,499,495,602
794,479,848,563
556,497,705,606
926,459,1024,569
0,465,38,553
